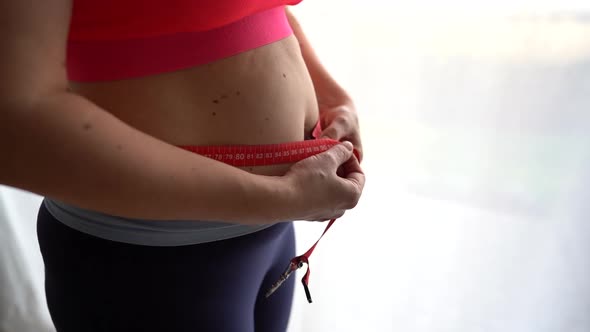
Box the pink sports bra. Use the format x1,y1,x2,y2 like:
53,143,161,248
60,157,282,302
67,0,302,81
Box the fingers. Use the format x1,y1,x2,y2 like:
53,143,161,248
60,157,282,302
319,125,342,141
337,151,362,177
341,153,364,176
320,141,354,166
319,119,363,162
319,116,348,141
349,133,363,162
345,170,365,193
287,137,364,223
340,156,365,208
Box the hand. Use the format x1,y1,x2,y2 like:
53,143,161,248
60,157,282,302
283,142,365,221
318,100,364,162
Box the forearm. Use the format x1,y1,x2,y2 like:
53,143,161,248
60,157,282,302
286,8,353,107
0,92,290,224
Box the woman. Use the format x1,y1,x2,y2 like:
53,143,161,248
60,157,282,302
0,0,364,331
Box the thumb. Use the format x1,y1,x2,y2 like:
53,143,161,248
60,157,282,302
319,125,342,140
324,141,354,166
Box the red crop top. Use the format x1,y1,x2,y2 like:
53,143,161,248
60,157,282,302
67,0,303,81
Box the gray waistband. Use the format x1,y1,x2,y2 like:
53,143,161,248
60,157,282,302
43,198,273,246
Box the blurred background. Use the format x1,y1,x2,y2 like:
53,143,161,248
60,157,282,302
2,1,590,331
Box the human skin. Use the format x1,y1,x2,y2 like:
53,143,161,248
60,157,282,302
0,1,364,224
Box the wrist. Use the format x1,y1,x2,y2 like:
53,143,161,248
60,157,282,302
245,173,297,223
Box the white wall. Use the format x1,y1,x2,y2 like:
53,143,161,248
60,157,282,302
288,2,590,331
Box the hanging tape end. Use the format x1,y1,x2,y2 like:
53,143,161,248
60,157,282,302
302,280,313,303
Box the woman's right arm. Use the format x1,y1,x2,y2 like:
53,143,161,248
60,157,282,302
0,0,364,224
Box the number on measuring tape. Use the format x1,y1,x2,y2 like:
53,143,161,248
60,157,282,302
179,138,342,167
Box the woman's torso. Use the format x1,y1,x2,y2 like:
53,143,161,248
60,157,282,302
47,4,320,245
70,34,319,176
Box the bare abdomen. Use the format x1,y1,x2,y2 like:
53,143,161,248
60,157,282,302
70,35,319,176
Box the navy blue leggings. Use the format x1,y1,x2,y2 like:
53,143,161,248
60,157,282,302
37,203,296,332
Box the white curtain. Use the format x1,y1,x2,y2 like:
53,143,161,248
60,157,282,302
2,2,590,332
0,188,51,332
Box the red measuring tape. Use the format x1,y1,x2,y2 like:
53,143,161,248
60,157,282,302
179,125,359,303
179,138,339,167
264,217,337,303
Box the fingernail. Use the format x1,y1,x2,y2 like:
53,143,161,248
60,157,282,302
342,141,353,150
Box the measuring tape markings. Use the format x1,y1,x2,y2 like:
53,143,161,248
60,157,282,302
179,138,338,167
179,137,359,303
